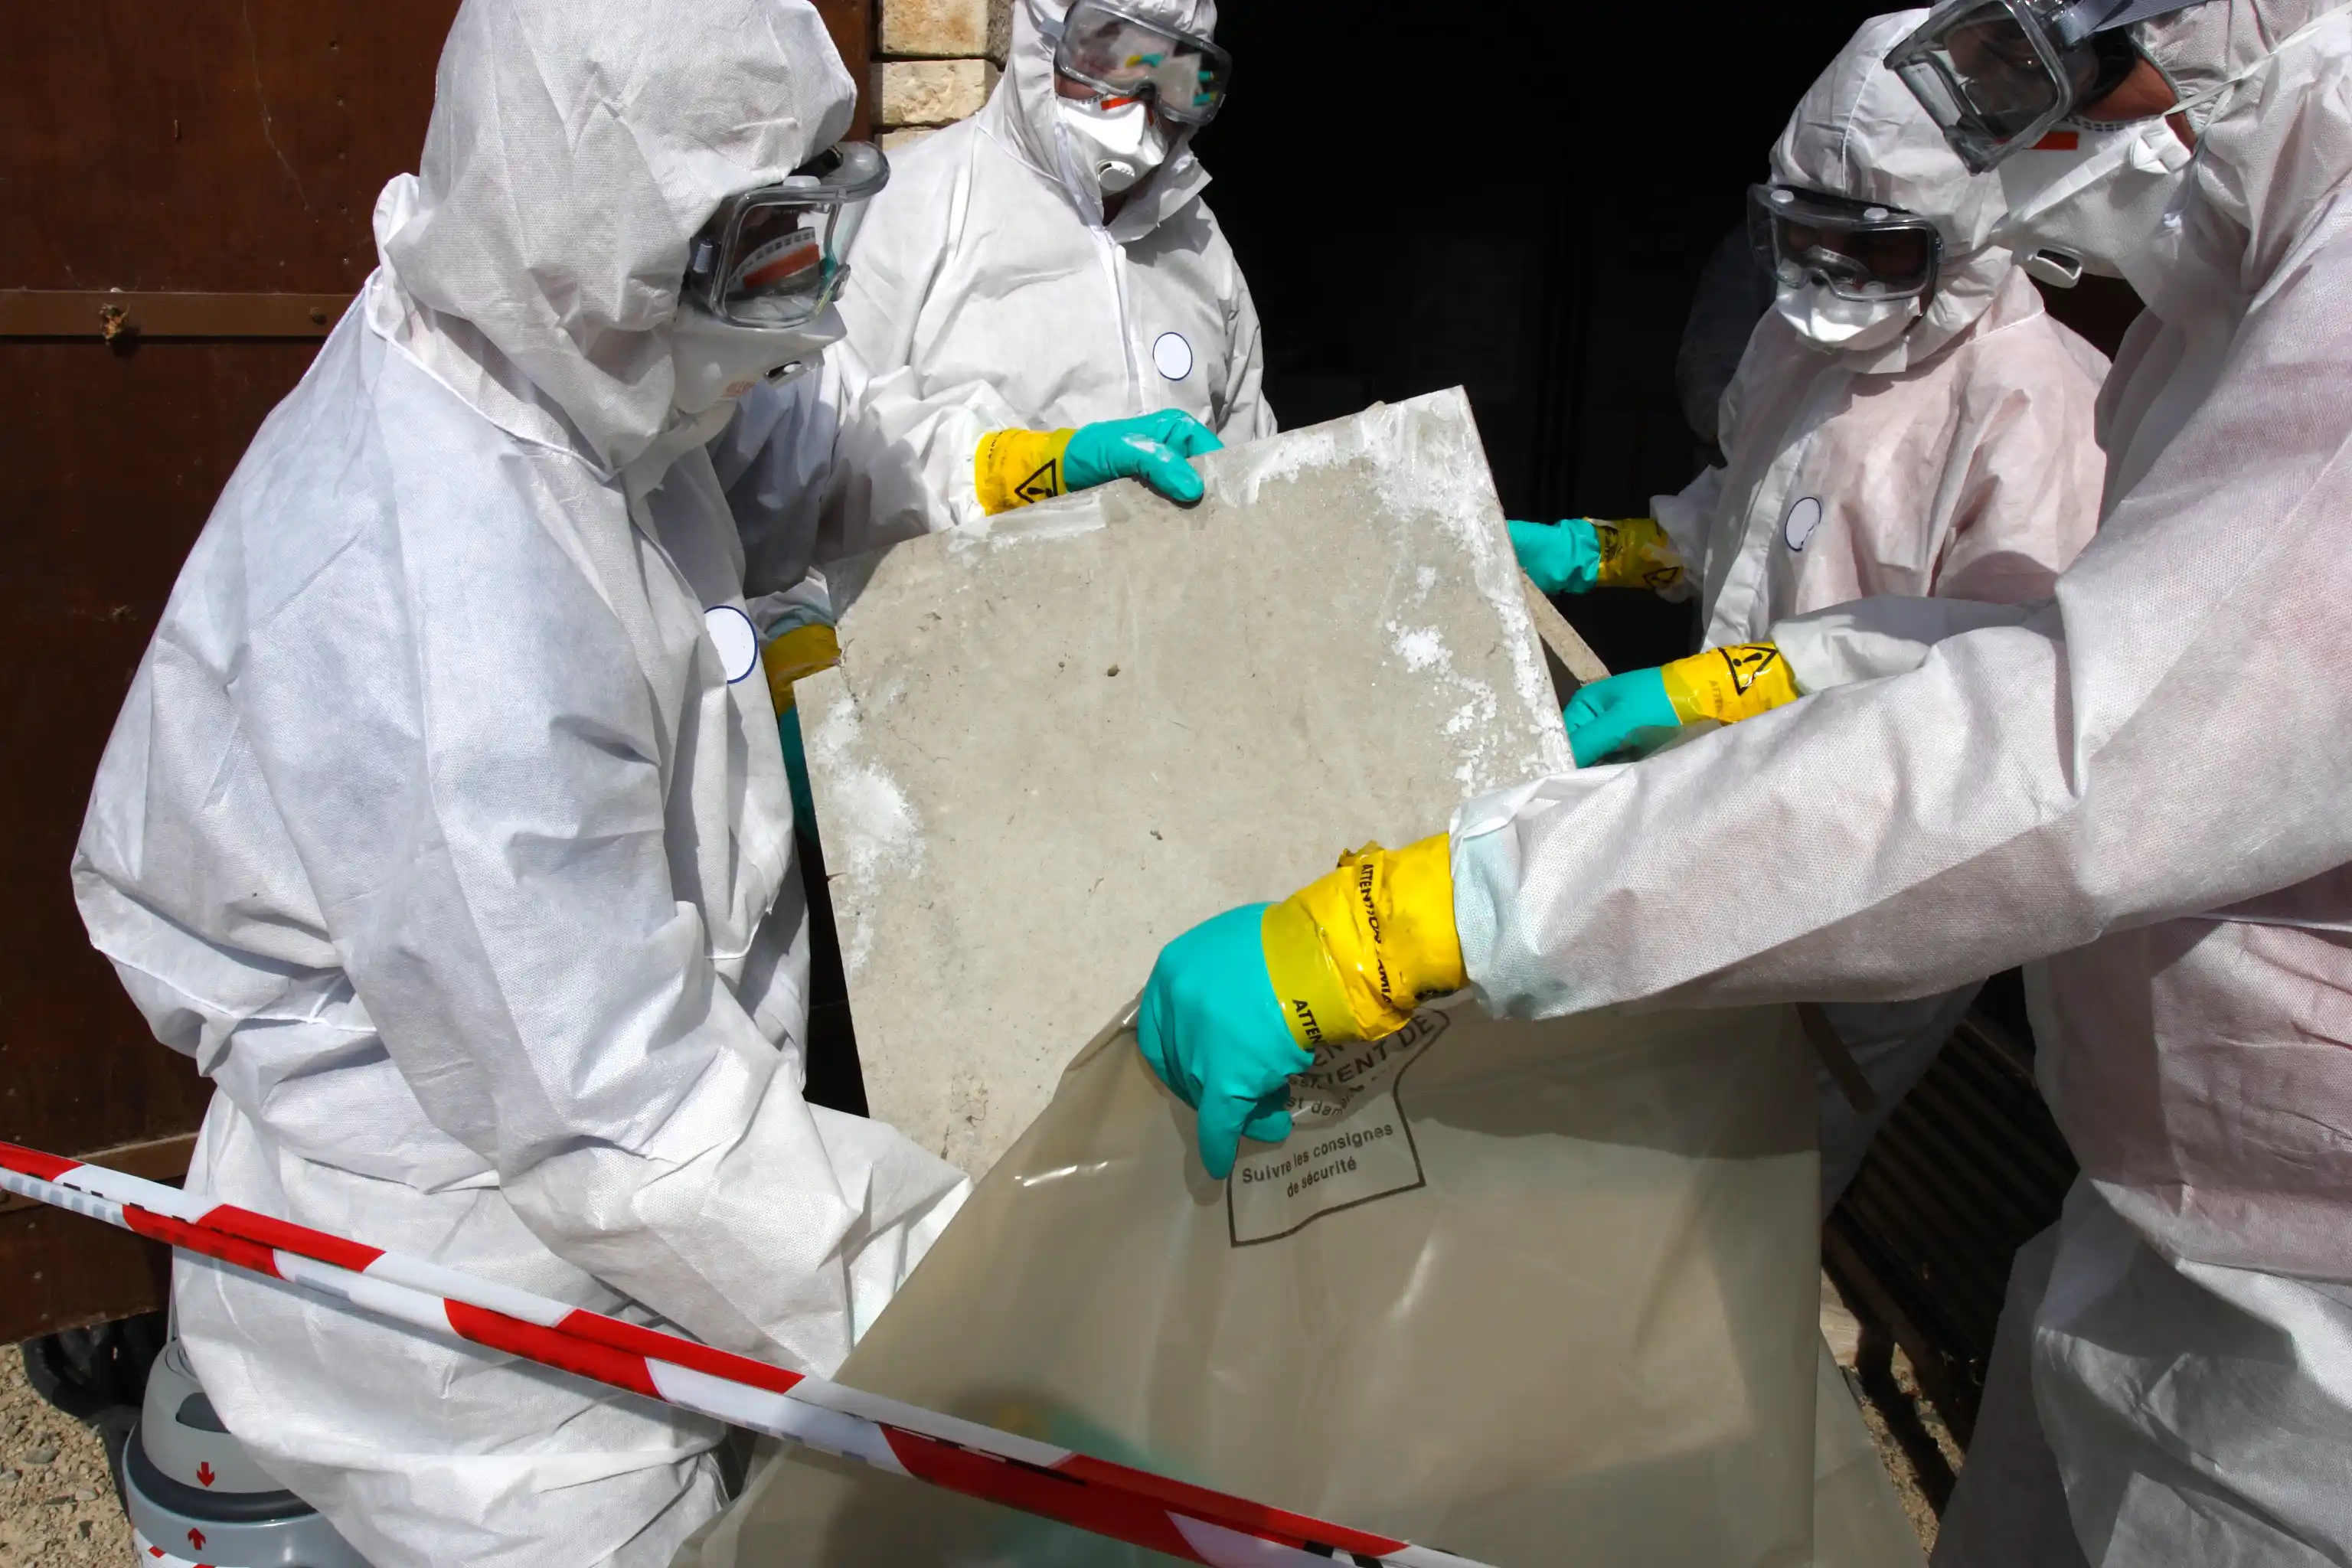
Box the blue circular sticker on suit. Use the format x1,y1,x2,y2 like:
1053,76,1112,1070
1782,496,1824,553
704,604,761,684
1152,332,1194,381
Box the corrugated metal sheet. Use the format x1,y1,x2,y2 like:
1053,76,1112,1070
1824,976,2077,1446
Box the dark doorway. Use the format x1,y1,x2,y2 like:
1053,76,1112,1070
1195,1,1893,671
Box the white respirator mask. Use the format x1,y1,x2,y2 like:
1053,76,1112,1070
667,303,844,421
1774,282,1922,351
1056,96,1168,196
1996,116,2195,294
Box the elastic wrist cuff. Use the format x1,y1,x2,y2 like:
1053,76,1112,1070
975,427,1076,515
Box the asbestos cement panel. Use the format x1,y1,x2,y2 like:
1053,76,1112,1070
800,388,1576,1176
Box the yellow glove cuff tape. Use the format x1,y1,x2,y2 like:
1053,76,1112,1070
975,427,1076,516
1592,517,1687,594
1659,642,1801,726
1261,898,1360,1051
760,622,840,717
1261,834,1467,1051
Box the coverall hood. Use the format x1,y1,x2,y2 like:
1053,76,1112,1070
373,0,858,472
1772,9,2014,371
1000,0,1218,234
2145,0,2352,297
2137,0,2351,126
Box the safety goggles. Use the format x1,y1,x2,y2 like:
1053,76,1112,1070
1748,185,1945,303
682,142,889,329
1045,0,1232,125
1884,0,2197,172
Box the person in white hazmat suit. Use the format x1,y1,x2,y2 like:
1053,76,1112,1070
1519,15,2109,760
1515,12,2112,1209
739,0,1270,552
1134,1,2352,1563
67,2,970,1563
714,0,1270,788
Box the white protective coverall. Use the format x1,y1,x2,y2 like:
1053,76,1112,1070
69,4,969,1564
808,0,1274,539
1453,2,2352,1560
1652,12,2112,1205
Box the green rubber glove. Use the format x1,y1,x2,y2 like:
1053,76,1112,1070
1063,410,1224,505
778,707,816,835
1563,667,1683,767
1136,903,1308,1179
1508,518,1604,595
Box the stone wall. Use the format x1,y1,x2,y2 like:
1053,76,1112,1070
873,0,1013,149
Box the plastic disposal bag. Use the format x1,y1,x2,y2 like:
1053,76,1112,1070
687,995,1821,1566
1811,1341,1926,1567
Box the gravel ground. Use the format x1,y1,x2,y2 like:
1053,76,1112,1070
1824,1271,1965,1557
1853,1348,1965,1555
0,1351,132,1567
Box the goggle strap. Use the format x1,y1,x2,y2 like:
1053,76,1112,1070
2051,0,2201,47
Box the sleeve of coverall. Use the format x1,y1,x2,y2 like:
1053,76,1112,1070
1928,317,2111,606
1646,333,1749,577
230,449,960,1372
1774,596,2041,691
705,362,946,607
1649,466,1726,571
815,142,1024,535
710,372,840,599
1452,222,2352,1021
1220,251,1278,440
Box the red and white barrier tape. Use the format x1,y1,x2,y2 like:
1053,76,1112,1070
0,1140,1487,1568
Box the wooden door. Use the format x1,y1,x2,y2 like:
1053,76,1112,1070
1,0,870,1343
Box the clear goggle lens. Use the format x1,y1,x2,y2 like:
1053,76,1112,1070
1748,185,1942,302
1056,0,1231,124
689,143,888,328
1885,0,2138,172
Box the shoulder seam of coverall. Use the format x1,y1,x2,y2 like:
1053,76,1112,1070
371,309,619,482
974,107,1073,211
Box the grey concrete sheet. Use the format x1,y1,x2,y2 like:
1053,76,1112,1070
800,388,1575,1175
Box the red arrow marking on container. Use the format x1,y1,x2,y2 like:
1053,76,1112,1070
187,1528,206,1550
195,1461,215,1487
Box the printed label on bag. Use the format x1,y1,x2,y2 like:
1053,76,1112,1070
1226,1008,1449,1246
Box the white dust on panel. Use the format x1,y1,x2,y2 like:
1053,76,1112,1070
801,671,926,984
